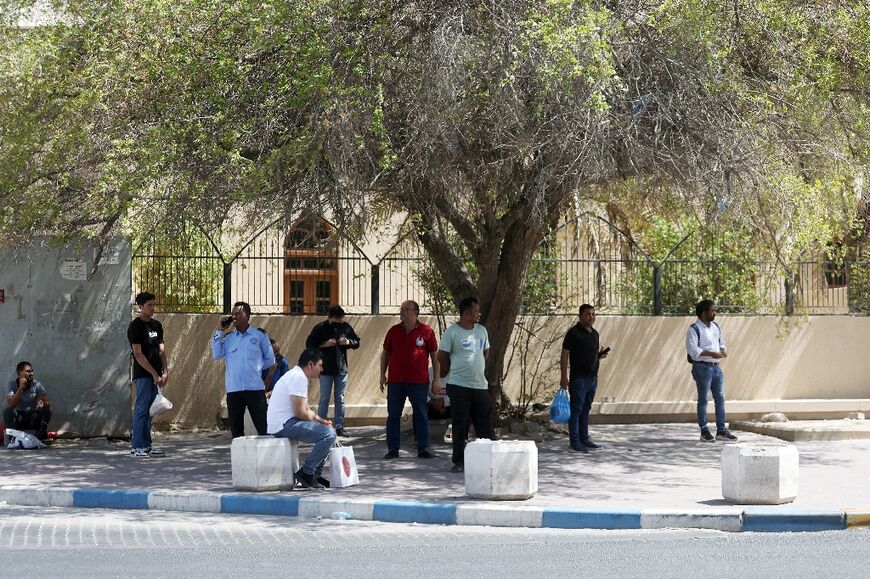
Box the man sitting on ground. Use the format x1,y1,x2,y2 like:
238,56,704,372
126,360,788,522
4,361,52,440
267,348,336,490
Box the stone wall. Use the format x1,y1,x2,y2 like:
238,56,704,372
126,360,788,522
152,313,870,429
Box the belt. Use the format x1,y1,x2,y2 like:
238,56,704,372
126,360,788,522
692,361,719,367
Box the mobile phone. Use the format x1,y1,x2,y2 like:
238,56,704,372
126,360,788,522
598,347,611,358
220,316,233,328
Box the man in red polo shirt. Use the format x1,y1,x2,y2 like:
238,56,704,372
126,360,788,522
380,300,441,459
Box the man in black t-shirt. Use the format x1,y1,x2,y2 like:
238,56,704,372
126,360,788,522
127,291,169,458
559,304,609,453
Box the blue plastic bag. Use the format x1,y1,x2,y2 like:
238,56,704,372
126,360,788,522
549,389,570,424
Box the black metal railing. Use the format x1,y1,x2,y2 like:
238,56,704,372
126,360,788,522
131,251,870,316
131,214,870,316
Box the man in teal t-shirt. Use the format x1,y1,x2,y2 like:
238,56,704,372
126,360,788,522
437,297,495,473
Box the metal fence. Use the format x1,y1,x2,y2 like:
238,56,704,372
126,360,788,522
131,217,870,316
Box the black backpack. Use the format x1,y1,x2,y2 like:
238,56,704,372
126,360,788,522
687,321,719,363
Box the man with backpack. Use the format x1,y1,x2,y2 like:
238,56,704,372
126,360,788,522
686,299,737,442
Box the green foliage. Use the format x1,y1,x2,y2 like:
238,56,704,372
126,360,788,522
847,263,870,315
517,0,617,110
520,233,577,314
132,222,223,313
619,217,764,314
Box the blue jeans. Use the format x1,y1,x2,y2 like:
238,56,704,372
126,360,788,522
273,418,337,476
386,382,429,452
568,377,597,447
692,364,726,432
131,377,158,450
318,374,348,429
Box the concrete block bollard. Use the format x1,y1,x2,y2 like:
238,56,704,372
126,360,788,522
721,443,799,505
231,436,299,491
465,439,538,500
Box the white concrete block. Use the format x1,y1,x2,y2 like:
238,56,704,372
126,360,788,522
298,497,375,520
721,443,799,505
464,439,538,500
231,436,299,491
456,504,544,527
148,490,222,513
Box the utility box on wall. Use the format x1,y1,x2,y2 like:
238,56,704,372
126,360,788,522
0,238,132,437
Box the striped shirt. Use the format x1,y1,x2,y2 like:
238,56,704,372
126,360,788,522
685,319,726,363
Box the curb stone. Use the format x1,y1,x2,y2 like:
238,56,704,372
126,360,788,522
844,510,870,528
742,508,845,532
640,509,743,532
0,485,860,533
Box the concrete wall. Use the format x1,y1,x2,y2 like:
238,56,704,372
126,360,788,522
155,313,870,429
0,238,132,437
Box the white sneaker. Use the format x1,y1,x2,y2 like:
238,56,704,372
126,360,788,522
146,447,165,457
130,448,149,457
443,424,453,443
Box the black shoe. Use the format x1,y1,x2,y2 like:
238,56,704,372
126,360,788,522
316,476,331,488
700,429,714,442
417,450,436,459
335,428,348,437
384,450,399,459
295,469,324,489
581,440,601,449
570,444,589,453
716,430,738,441
450,462,464,473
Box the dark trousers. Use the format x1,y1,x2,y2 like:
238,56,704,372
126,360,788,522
568,376,597,447
447,383,495,465
386,382,429,452
4,406,52,440
227,390,267,438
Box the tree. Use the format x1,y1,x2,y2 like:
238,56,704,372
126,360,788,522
1,0,868,407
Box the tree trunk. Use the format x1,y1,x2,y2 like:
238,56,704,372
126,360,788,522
479,222,549,415
415,214,550,415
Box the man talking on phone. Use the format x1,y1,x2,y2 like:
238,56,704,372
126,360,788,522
211,301,275,437
560,304,609,453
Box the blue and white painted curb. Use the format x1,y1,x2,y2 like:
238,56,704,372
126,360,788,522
0,485,864,532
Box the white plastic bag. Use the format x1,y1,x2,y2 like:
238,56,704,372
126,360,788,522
5,428,46,449
329,442,359,488
149,387,173,417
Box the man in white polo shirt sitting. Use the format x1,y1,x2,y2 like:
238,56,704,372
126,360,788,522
267,348,336,489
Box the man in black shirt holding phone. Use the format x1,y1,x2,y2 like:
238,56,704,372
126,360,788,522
560,304,609,453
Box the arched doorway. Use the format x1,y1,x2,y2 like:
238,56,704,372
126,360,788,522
283,216,339,314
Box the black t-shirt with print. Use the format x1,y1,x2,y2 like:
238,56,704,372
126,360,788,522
562,324,600,378
127,317,164,379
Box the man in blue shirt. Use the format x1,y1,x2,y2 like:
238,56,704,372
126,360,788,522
211,301,276,437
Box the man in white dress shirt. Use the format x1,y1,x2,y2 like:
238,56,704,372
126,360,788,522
686,300,737,442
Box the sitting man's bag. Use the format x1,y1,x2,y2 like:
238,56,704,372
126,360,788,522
5,428,45,449
329,442,359,488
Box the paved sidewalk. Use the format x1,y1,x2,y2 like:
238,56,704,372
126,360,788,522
2,423,869,531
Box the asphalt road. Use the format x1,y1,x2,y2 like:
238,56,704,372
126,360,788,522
2,506,868,578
